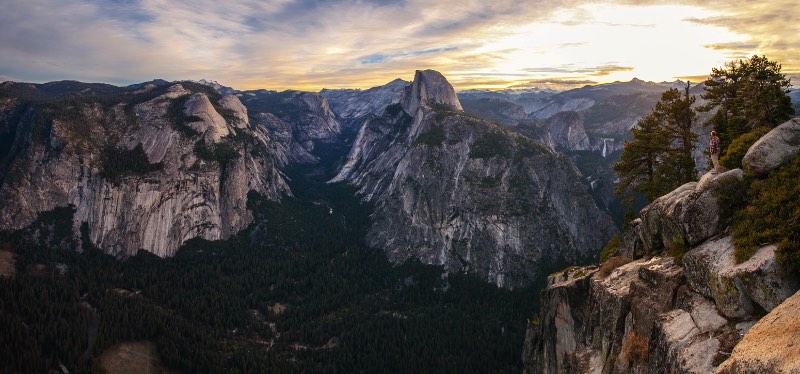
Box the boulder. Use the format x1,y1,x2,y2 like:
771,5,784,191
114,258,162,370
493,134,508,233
621,218,645,259
717,290,800,373
639,182,696,252
635,169,743,255
674,288,728,334
742,118,800,176
683,236,799,319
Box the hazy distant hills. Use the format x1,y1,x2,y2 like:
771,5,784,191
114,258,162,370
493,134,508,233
790,88,800,112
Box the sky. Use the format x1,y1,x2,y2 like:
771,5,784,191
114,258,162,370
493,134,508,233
0,0,798,91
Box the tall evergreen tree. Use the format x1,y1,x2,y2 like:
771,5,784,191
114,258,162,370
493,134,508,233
700,55,794,153
655,84,698,186
613,111,671,200
614,84,698,201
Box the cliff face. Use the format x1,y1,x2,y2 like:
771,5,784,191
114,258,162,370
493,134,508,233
0,82,289,257
238,89,341,162
331,70,617,288
545,111,590,152
524,120,800,373
320,78,408,122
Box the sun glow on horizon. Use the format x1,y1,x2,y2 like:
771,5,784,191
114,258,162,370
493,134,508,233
450,4,750,90
0,0,795,92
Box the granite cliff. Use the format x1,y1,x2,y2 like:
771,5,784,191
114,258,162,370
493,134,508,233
0,81,289,257
523,118,800,373
330,70,617,288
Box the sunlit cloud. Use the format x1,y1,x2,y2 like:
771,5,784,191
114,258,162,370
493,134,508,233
509,79,599,90
523,64,634,77
0,0,797,91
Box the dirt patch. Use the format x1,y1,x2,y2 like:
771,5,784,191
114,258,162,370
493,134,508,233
0,250,15,277
98,341,176,374
268,303,287,315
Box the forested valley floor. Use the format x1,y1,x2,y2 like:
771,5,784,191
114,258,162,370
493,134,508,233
0,139,544,373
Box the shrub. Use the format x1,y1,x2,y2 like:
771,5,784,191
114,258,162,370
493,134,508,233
720,127,770,170
469,130,510,159
600,234,621,262
100,143,163,182
711,174,750,226
515,137,548,158
597,256,632,277
732,156,800,275
166,96,200,137
194,140,240,165
666,240,688,264
217,107,238,124
416,125,445,147
621,331,648,365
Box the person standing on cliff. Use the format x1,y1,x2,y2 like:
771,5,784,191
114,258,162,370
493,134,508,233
709,130,721,174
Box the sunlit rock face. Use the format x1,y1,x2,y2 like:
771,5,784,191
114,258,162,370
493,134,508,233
331,70,616,288
717,289,800,373
742,117,800,176
0,82,289,257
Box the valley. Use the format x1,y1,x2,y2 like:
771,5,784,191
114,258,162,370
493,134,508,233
0,69,798,373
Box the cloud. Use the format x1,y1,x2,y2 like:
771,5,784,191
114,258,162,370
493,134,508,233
509,79,598,88
524,64,634,77
0,0,578,89
0,0,797,90
526,79,598,85
703,42,760,51
673,74,710,82
687,0,800,68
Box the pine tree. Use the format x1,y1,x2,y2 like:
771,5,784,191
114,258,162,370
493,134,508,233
655,84,698,186
700,55,794,153
613,112,671,200
614,84,698,201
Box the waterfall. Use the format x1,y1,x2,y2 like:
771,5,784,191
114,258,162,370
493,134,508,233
601,138,614,157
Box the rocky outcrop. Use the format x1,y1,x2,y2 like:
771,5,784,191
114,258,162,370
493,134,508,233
332,70,616,288
545,111,590,151
623,169,744,258
524,253,757,374
524,166,798,373
526,266,597,374
742,118,800,176
717,290,800,373
683,237,799,318
0,82,289,257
